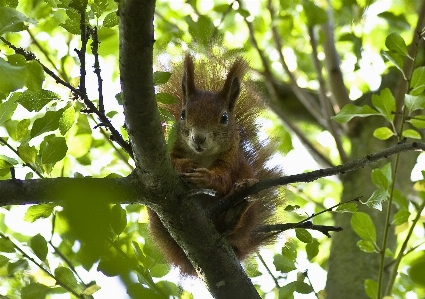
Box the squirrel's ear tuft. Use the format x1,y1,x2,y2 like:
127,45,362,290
227,76,240,111
221,58,246,111
182,54,196,104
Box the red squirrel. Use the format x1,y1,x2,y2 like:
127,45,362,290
148,53,282,275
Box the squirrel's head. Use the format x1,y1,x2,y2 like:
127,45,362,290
178,54,242,156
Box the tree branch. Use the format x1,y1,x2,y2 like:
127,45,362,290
210,142,425,218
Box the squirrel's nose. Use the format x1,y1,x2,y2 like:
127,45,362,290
192,134,206,145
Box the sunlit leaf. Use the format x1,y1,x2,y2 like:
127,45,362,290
335,202,358,213
59,106,76,135
409,115,425,129
385,32,409,57
54,267,79,290
24,204,54,222
357,240,377,253
364,279,378,299
0,95,18,126
373,127,394,140
0,7,34,35
156,92,177,104
402,129,421,139
153,71,172,86
410,67,425,95
31,109,64,138
371,88,396,122
18,90,60,112
351,212,376,243
40,136,68,164
392,210,410,226
332,104,379,123
365,189,387,211
404,94,425,113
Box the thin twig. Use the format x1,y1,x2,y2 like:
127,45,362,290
0,137,45,178
0,232,84,299
90,27,105,115
256,251,280,288
0,37,133,158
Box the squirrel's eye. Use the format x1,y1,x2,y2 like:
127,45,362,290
220,112,229,124
180,110,186,120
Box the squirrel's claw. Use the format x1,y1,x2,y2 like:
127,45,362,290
180,168,212,188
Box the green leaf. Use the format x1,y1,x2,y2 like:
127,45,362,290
0,238,15,253
0,96,18,126
409,115,425,129
385,32,409,57
364,279,378,299
402,129,421,139
365,189,388,211
156,92,177,104
409,254,425,287
31,109,64,138
59,106,76,135
306,239,319,260
295,281,313,294
0,255,9,267
351,212,376,243
373,127,394,140
103,11,118,28
332,104,379,123
282,241,297,261
54,267,79,290
371,164,392,190
335,202,358,213
149,263,170,278
357,240,377,253
0,7,34,35
24,204,54,222
371,88,396,122
0,57,28,93
295,228,312,243
111,204,127,236
186,15,215,47
18,143,37,164
16,119,31,141
410,66,425,95
273,254,296,273
392,209,410,225
382,51,404,75
30,234,48,261
404,94,425,113
26,61,45,91
279,281,297,299
18,90,60,112
40,136,67,164
153,71,172,86
60,8,81,34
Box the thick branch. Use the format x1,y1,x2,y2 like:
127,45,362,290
0,176,141,206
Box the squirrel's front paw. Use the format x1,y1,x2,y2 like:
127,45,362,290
180,168,212,188
234,178,259,192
